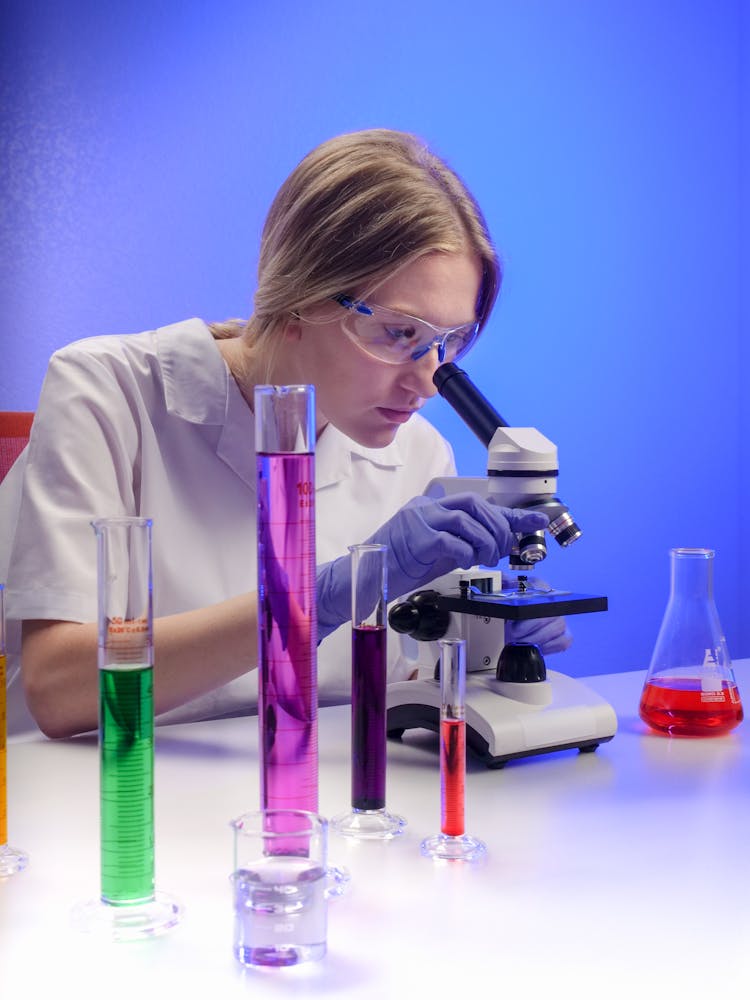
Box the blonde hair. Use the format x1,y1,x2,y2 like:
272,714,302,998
210,129,500,349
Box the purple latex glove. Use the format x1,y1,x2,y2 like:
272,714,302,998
316,493,548,641
504,577,573,655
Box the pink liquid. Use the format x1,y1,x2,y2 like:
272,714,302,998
639,678,743,736
351,625,387,811
257,452,318,812
441,718,465,837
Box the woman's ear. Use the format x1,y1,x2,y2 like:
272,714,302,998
283,316,303,341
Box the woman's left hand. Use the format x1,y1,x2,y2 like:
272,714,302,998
503,577,573,654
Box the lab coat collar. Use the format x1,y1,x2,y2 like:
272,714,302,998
158,318,256,488
211,412,406,494
217,376,256,488
157,319,406,491
158,318,229,424
315,423,404,490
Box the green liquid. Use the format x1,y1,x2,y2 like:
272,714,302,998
99,665,155,905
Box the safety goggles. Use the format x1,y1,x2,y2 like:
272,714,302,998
333,294,480,365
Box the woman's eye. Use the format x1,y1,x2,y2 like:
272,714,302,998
384,325,418,343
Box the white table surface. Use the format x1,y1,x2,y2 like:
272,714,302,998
3,663,750,999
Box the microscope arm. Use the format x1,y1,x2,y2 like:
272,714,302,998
429,364,581,564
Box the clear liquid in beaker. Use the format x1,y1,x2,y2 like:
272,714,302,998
232,859,327,967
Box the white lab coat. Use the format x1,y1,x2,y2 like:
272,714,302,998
1,319,455,735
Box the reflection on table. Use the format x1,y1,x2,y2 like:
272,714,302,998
3,665,750,998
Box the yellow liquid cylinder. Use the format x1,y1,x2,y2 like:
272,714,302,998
1,651,6,845
0,586,29,876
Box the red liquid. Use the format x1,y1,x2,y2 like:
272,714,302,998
257,452,318,812
639,678,743,736
441,718,465,837
351,625,387,811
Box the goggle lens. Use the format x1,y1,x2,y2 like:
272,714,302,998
336,298,479,365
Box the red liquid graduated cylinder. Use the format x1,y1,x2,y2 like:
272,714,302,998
351,625,387,811
441,718,465,837
639,678,743,736
257,452,318,813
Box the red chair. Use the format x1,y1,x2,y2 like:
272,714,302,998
0,412,34,484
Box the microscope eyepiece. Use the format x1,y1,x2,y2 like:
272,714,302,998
433,363,508,446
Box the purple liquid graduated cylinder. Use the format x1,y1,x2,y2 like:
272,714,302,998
351,625,387,811
256,385,318,815
331,542,404,839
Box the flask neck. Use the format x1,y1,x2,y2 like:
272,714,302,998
669,548,714,602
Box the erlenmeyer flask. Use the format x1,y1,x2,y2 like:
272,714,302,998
639,548,743,736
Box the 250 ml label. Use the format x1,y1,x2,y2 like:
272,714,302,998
104,616,151,665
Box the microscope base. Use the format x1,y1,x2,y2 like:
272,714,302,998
386,670,617,768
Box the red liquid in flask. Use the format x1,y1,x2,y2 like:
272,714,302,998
257,452,318,812
351,625,387,811
441,718,465,837
639,678,743,736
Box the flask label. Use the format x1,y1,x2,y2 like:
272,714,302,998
700,648,722,695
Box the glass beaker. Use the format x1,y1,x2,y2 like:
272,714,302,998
331,544,405,839
255,385,319,813
639,548,743,737
230,809,328,967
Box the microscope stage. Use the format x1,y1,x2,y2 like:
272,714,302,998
433,590,608,621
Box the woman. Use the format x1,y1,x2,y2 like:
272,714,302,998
3,128,569,739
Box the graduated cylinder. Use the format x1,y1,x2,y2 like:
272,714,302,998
350,543,389,811
421,637,485,862
0,583,28,876
255,385,319,812
93,517,155,905
439,637,467,837
331,544,405,839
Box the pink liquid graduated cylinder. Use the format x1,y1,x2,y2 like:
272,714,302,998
256,448,318,814
440,717,465,837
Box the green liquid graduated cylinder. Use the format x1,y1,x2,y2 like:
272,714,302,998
99,666,155,905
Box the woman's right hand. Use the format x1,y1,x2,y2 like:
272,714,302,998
316,493,548,640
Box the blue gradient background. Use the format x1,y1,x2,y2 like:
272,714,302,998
1,1,747,679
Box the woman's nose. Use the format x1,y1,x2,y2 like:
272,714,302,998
400,347,442,397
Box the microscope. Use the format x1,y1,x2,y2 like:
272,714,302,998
385,363,617,767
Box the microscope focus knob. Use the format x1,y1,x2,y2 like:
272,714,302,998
387,590,450,641
496,642,547,683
